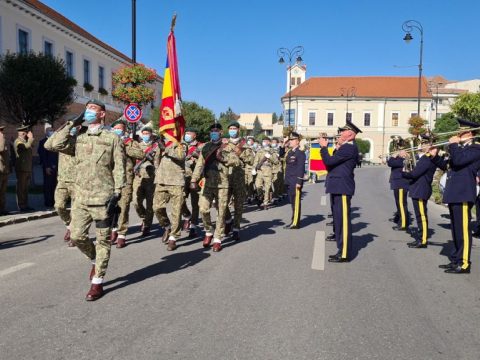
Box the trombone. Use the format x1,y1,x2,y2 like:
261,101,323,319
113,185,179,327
432,126,480,137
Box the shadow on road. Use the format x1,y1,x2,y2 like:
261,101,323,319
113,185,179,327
352,232,378,260
0,235,54,249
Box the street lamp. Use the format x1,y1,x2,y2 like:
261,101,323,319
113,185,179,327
277,46,304,131
402,20,423,118
340,87,356,121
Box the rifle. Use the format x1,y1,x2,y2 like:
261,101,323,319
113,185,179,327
133,140,163,174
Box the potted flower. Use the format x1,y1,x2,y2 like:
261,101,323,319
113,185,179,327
83,82,94,92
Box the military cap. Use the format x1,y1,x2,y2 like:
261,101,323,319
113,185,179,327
247,136,255,140
185,127,199,133
261,135,271,141
457,118,479,133
228,121,241,129
289,132,301,140
141,125,153,133
210,123,222,131
338,120,362,134
111,118,127,128
86,99,106,111
16,125,29,132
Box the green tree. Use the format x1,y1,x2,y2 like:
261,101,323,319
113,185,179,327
451,93,480,122
218,107,239,130
252,116,263,139
433,112,458,141
278,113,284,124
355,138,370,155
272,112,278,124
0,52,75,126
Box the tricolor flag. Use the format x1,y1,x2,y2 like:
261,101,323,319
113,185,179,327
309,142,334,177
159,16,185,143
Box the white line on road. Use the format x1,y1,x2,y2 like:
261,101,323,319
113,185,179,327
311,231,325,271
0,262,35,277
320,195,327,206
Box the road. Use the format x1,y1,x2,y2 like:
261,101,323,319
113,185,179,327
0,166,479,360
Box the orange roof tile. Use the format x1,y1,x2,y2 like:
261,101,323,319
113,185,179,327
285,76,432,99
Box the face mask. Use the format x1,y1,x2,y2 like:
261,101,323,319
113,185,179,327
184,134,193,143
271,143,278,149
228,129,238,138
69,127,78,136
210,132,220,142
84,109,98,123
46,130,54,138
262,142,269,148
142,135,151,143
253,144,258,150
113,129,124,137
247,141,253,146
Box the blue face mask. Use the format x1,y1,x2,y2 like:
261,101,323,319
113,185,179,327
142,135,151,143
228,129,238,138
69,127,78,136
184,134,193,143
113,129,124,137
84,109,98,123
210,132,220,142
271,143,278,149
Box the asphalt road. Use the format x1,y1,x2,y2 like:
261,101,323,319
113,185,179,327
0,166,479,360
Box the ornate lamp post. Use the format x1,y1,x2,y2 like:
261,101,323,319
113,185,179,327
340,87,356,121
402,20,424,118
277,46,304,131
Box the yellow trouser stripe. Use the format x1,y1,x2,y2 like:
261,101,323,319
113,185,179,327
399,189,406,228
342,195,348,258
292,188,301,226
462,203,469,269
418,199,427,244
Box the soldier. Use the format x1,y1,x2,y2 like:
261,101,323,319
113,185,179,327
152,136,186,251
44,124,80,246
133,126,156,237
14,125,34,211
0,125,9,215
48,99,125,301
244,136,256,204
38,126,58,209
388,150,410,231
271,137,284,204
110,119,144,248
181,127,203,238
320,121,361,263
253,136,279,210
190,123,232,252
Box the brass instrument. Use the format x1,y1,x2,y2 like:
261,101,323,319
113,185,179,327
432,126,480,137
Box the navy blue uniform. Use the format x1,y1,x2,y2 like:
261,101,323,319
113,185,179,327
284,147,306,227
402,154,437,245
387,156,410,229
38,137,58,208
321,142,359,260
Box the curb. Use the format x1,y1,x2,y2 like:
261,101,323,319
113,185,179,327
0,210,58,227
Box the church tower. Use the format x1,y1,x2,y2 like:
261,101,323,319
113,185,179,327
287,64,307,93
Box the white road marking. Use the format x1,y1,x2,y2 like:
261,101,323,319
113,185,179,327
0,262,35,277
311,231,325,271
320,195,327,206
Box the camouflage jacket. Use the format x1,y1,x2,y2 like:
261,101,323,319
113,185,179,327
45,134,76,183
154,142,186,186
253,147,280,177
184,140,203,179
14,137,34,172
271,147,283,174
0,134,9,175
135,141,156,180
221,140,254,180
122,138,144,185
192,141,236,189
48,121,126,205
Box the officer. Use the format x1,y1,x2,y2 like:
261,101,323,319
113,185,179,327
38,126,58,209
432,118,480,274
181,127,203,238
401,136,438,248
133,126,156,237
0,125,9,215
319,121,361,263
110,118,144,248
152,135,186,251
48,99,125,301
283,132,306,229
253,136,279,210
14,125,34,211
387,149,410,231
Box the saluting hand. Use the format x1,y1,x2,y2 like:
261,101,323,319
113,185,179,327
319,137,328,147
27,131,33,140
296,184,302,190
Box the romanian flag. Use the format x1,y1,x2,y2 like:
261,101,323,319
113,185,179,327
159,17,185,143
309,142,334,177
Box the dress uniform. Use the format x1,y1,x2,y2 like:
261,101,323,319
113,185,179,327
387,154,410,230
14,126,34,211
320,121,361,262
283,132,306,229
0,125,10,215
432,118,480,274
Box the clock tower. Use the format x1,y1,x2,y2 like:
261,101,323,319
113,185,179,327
287,64,307,92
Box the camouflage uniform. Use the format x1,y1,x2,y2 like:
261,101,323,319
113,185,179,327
48,122,125,279
181,140,203,229
14,136,34,209
253,146,279,206
153,142,186,241
133,141,156,231
0,131,9,214
244,145,256,201
271,146,284,201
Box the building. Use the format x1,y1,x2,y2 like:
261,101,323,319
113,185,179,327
237,113,283,138
0,0,163,150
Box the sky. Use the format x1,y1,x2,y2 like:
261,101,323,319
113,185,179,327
41,0,480,116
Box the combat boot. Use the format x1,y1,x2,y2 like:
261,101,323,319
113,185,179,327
167,240,177,251
203,234,213,248
161,228,171,244
212,242,222,252
141,222,150,237
116,237,126,248
183,219,191,231
85,284,104,301
64,228,71,242
110,229,118,245
188,227,196,239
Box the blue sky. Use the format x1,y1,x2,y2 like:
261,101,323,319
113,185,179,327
42,0,480,116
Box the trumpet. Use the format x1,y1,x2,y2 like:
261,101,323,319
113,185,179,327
432,126,480,137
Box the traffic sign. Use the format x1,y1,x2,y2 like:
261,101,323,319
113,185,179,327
124,103,143,123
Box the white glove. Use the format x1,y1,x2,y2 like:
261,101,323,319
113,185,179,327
265,153,271,159
252,169,257,176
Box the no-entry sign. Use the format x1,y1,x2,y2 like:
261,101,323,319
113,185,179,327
124,103,143,123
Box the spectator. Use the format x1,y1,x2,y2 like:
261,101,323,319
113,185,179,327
38,126,58,209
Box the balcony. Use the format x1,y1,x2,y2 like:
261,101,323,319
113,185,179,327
73,85,123,113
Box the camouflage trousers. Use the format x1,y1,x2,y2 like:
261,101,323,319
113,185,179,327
226,179,246,230
117,184,133,236
181,177,200,225
272,170,284,198
244,168,255,199
0,173,8,213
133,177,155,228
153,184,184,239
70,201,112,279
255,171,273,205
54,181,75,226
16,171,31,209
199,186,229,240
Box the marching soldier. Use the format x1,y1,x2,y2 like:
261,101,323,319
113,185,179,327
253,136,279,210
133,126,156,237
388,150,410,231
244,136,256,203
152,136,186,251
49,100,125,301
283,132,306,229
181,127,203,238
110,119,144,248
271,137,284,204
14,125,34,211
320,121,361,263
0,125,9,215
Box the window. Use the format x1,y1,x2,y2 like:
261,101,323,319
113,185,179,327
364,113,371,126
98,66,105,89
65,51,74,77
346,112,352,122
309,112,316,126
297,77,302,85
327,112,334,126
290,77,295,87
410,112,418,118
18,29,29,54
44,41,53,57
392,112,399,127
83,59,90,84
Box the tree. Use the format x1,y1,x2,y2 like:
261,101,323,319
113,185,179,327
272,112,278,124
252,116,263,139
408,115,427,140
278,113,284,124
433,112,458,141
0,52,75,126
451,93,480,122
218,107,239,130
355,138,370,155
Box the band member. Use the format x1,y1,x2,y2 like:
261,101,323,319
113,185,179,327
432,119,480,274
319,121,361,263
388,150,410,231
